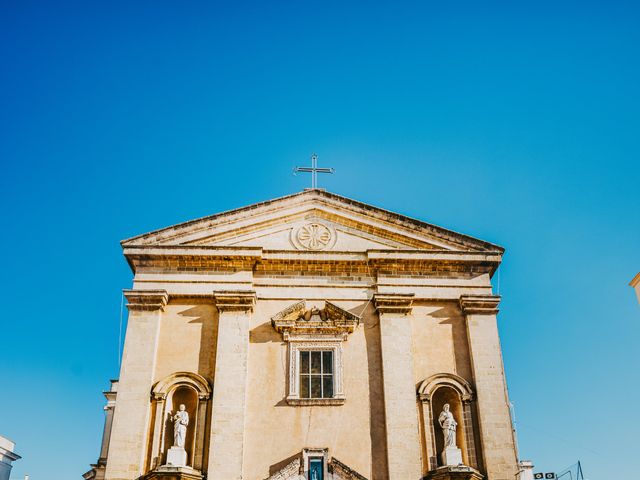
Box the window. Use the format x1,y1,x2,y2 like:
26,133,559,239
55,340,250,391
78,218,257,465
302,449,328,480
286,341,345,405
308,457,324,480
299,351,334,399
271,300,357,406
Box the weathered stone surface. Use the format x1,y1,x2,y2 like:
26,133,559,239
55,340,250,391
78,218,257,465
90,190,519,480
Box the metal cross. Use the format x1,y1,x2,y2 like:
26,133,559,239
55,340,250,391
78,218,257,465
294,153,334,189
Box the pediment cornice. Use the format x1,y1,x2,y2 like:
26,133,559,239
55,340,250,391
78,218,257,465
121,190,503,254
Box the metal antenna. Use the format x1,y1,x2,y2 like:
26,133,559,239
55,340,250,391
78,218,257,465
294,153,334,189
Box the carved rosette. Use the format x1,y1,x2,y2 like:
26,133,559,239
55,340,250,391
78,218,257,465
290,222,337,251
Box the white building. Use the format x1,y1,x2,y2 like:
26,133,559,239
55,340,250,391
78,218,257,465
0,435,20,480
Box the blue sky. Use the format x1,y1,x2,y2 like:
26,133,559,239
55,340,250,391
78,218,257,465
1,2,638,479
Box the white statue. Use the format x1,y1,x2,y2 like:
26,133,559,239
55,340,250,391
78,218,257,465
173,404,189,448
438,403,457,448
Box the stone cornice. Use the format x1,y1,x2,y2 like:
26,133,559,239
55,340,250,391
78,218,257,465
459,294,501,315
0,446,21,462
124,244,501,277
213,291,256,312
124,289,169,312
373,293,415,315
123,245,262,273
103,390,117,407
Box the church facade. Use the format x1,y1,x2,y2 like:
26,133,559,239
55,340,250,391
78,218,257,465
84,189,521,480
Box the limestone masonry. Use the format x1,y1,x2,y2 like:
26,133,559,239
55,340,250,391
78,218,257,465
84,189,523,480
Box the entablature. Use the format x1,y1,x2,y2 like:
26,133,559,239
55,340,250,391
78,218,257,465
124,245,502,278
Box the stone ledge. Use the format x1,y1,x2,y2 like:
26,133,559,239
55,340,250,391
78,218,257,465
424,465,484,480
286,396,346,406
140,466,203,480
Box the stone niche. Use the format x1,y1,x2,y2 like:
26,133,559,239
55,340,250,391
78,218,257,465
418,374,485,480
143,372,211,480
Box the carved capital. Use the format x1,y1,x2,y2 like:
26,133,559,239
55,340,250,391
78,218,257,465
459,294,500,315
213,290,256,313
151,392,167,401
373,293,414,315
124,290,169,312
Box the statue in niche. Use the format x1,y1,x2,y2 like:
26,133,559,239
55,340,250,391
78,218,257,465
438,403,457,448
172,404,189,448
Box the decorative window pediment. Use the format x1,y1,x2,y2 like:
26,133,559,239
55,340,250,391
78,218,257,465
272,301,360,406
271,300,360,340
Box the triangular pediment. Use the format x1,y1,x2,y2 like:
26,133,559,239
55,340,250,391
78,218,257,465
271,300,360,338
121,190,502,254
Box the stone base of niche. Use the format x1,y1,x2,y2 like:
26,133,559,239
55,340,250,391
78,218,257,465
141,466,204,480
424,465,484,480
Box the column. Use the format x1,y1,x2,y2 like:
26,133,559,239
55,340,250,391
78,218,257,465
374,293,422,480
148,392,166,470
207,291,256,480
193,393,209,471
105,290,168,480
460,295,518,480
461,395,479,469
417,393,438,471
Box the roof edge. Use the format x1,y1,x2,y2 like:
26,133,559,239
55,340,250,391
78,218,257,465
120,189,505,253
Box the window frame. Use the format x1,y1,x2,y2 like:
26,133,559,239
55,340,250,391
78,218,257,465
302,448,329,480
287,338,345,406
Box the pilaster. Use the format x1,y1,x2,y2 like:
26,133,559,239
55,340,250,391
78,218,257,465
417,392,438,471
374,293,422,480
98,380,118,465
105,290,168,480
460,295,518,480
461,397,479,470
207,291,256,480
